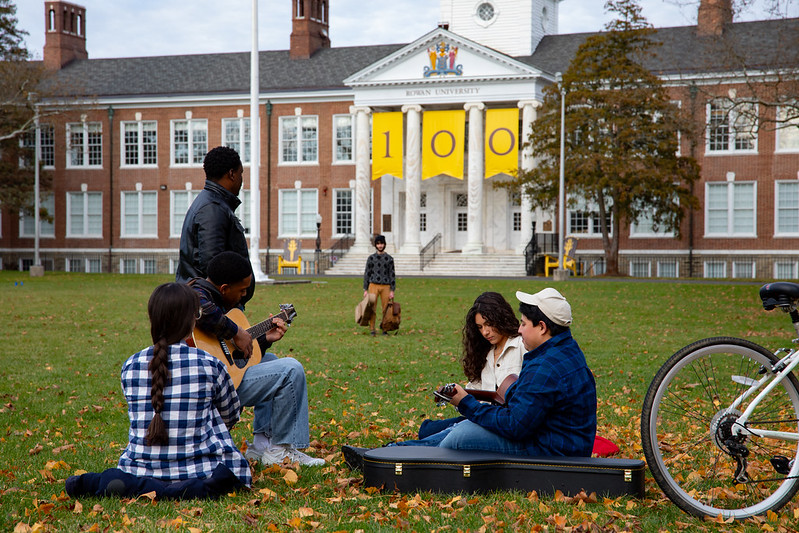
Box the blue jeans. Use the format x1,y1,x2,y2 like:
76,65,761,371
235,354,311,448
393,420,532,455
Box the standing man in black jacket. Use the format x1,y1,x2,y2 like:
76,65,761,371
363,234,396,336
176,146,254,306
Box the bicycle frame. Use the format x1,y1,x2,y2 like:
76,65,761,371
731,347,799,442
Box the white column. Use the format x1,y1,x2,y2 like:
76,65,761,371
462,102,485,254
516,100,540,253
350,105,372,253
248,0,268,280
401,104,422,255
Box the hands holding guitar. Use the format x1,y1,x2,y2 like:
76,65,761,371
232,315,287,359
433,383,468,407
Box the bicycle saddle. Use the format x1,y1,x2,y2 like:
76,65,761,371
759,282,799,310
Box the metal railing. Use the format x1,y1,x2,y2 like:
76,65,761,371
420,233,442,271
329,234,354,265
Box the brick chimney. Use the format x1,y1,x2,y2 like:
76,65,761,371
43,1,87,69
697,0,733,36
290,0,330,59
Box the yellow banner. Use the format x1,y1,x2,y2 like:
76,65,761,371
485,108,519,179
422,110,464,180
372,112,404,180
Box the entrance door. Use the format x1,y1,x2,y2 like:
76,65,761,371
453,192,468,250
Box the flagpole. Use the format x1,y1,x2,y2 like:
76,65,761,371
249,0,269,281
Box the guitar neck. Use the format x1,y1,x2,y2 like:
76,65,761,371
247,310,289,340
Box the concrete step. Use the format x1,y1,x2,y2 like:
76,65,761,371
326,251,527,277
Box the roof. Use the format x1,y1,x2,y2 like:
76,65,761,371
51,18,799,99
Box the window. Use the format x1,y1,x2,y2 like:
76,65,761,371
333,189,353,235
776,181,799,236
171,119,208,166
67,257,102,273
120,258,157,274
222,117,251,163
67,122,102,167
732,261,755,279
630,211,675,237
657,260,679,278
775,261,799,279
706,100,757,153
704,260,727,279
511,191,522,232
280,116,318,164
776,104,799,152
19,194,55,237
629,260,651,278
420,212,427,232
333,115,353,163
568,200,611,237
170,190,201,237
122,191,157,237
706,181,756,236
235,189,252,235
122,121,157,166
67,191,102,237
40,124,54,167
279,189,318,237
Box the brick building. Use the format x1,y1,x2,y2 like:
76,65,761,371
4,0,799,278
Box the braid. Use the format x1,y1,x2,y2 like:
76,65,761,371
145,338,170,446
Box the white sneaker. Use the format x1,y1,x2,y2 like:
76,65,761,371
243,441,266,462
245,441,325,466
281,446,325,466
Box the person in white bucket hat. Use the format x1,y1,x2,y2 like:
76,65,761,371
342,287,597,470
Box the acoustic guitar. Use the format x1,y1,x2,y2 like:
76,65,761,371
190,304,297,388
434,374,518,406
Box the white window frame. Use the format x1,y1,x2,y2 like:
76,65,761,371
657,260,679,278
776,104,799,153
121,190,158,238
121,120,158,168
630,211,676,238
629,260,652,278
704,260,727,279
66,257,102,273
567,198,612,237
19,193,55,238
732,260,756,279
66,191,103,238
775,181,799,237
23,124,55,168
706,100,758,155
332,114,354,164
775,260,799,279
705,181,756,237
170,119,208,167
170,189,201,238
332,188,354,237
222,117,251,164
235,189,252,236
279,115,319,165
66,121,103,168
119,257,158,274
278,188,319,238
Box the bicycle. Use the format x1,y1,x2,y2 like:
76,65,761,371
641,282,799,519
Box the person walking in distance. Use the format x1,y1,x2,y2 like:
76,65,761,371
363,234,395,336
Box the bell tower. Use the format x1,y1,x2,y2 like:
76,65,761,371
439,0,562,56
290,0,330,59
43,1,87,69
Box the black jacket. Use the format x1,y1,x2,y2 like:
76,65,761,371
176,180,253,305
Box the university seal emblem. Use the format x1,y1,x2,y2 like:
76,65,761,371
424,41,463,77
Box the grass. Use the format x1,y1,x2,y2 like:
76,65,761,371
2,271,798,532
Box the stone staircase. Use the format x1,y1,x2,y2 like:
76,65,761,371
325,250,528,278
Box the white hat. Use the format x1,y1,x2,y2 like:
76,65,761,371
516,288,572,326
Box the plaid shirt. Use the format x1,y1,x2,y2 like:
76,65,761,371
117,342,251,486
457,330,597,457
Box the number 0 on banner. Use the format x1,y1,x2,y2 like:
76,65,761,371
422,110,465,180
485,108,519,179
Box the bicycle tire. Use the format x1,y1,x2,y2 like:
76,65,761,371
641,336,799,519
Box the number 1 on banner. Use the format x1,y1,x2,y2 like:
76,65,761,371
372,112,403,180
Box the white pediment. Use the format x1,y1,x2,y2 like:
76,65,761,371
344,28,546,88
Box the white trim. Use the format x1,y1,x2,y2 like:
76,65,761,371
704,180,757,238
169,118,208,168
120,190,159,239
120,119,158,168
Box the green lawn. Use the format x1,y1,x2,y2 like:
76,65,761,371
2,272,797,532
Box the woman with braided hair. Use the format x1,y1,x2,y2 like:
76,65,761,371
65,283,250,499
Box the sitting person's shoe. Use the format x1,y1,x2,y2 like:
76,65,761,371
257,445,325,466
370,330,376,337
243,440,265,463
341,445,369,472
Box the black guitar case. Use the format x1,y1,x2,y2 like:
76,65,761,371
362,446,645,497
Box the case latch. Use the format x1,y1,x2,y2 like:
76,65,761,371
463,465,471,478
395,463,403,476
624,469,632,482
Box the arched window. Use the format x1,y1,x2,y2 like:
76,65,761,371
48,8,55,31
63,8,69,32
321,0,327,24
76,13,82,36
296,0,304,18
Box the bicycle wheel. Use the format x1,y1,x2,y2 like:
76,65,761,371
641,337,799,519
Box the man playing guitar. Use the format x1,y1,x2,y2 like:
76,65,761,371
189,251,324,467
